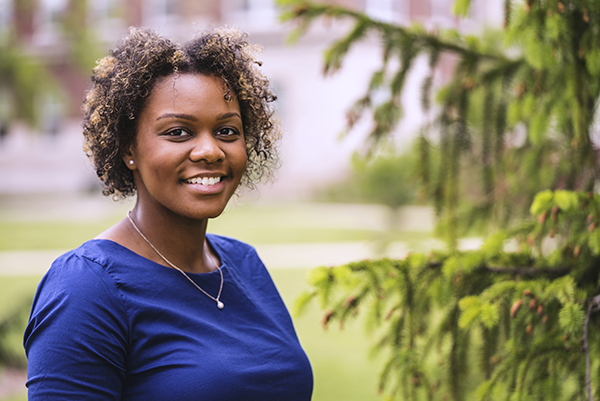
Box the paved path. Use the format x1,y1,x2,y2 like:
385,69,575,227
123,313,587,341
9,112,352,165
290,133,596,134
0,240,417,276
0,238,486,276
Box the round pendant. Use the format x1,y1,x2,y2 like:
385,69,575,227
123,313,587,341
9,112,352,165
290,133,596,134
217,301,224,310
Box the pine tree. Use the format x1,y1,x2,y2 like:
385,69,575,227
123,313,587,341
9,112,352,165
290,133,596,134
280,1,600,400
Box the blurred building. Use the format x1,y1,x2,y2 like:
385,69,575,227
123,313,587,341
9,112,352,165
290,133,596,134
0,0,502,198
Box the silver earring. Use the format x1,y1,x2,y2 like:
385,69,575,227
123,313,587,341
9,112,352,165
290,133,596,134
129,160,134,165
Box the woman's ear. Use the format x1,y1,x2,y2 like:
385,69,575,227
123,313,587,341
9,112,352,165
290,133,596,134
123,146,137,170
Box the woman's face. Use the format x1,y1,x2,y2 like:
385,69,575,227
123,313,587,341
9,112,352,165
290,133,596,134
126,73,247,221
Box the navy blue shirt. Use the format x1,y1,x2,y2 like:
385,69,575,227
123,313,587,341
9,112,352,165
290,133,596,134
24,236,313,400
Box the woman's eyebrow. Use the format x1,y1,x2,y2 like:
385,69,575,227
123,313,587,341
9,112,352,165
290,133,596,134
216,112,242,121
155,112,241,121
156,113,197,121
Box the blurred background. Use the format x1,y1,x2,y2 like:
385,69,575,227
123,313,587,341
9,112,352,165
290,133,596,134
0,0,500,400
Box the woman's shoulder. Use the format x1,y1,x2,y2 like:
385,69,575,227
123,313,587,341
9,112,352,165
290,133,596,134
43,239,142,293
48,240,104,273
51,239,132,270
30,241,130,325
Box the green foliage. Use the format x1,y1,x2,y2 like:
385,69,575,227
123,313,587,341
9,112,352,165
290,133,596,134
453,0,472,18
0,38,56,126
281,0,600,246
0,276,37,368
60,0,105,73
0,298,31,368
0,0,100,128
295,191,600,400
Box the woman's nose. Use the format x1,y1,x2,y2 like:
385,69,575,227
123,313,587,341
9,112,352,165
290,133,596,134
189,133,225,163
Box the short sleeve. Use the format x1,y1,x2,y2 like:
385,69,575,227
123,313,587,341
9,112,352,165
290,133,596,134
24,252,130,400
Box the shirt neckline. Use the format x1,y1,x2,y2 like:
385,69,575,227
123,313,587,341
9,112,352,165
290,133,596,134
86,235,227,277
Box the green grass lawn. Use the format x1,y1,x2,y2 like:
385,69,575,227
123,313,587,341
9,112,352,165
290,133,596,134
0,220,384,251
0,394,26,401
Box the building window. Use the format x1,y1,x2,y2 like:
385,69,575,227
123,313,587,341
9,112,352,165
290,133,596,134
224,0,278,30
33,0,68,45
89,0,123,38
38,93,64,138
142,0,180,32
0,0,13,37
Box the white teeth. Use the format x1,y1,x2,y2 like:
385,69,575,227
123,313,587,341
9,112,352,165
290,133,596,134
186,177,221,185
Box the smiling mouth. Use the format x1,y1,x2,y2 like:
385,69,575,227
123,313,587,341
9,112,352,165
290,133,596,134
184,177,222,186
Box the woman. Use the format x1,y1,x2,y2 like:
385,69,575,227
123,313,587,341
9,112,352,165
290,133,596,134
24,27,313,400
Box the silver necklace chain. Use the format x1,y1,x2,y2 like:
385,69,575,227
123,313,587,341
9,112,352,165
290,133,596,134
127,212,225,310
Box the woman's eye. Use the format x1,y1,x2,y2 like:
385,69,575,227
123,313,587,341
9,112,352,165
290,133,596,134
165,128,189,137
217,128,239,137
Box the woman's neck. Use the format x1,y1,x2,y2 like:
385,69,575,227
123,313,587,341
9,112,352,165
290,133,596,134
97,202,219,274
130,203,218,274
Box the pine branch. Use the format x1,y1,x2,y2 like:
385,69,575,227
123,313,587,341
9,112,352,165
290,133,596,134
286,2,517,63
428,261,572,278
484,266,571,278
583,295,600,401
518,346,572,395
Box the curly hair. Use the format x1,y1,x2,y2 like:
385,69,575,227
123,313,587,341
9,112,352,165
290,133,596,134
82,27,280,199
